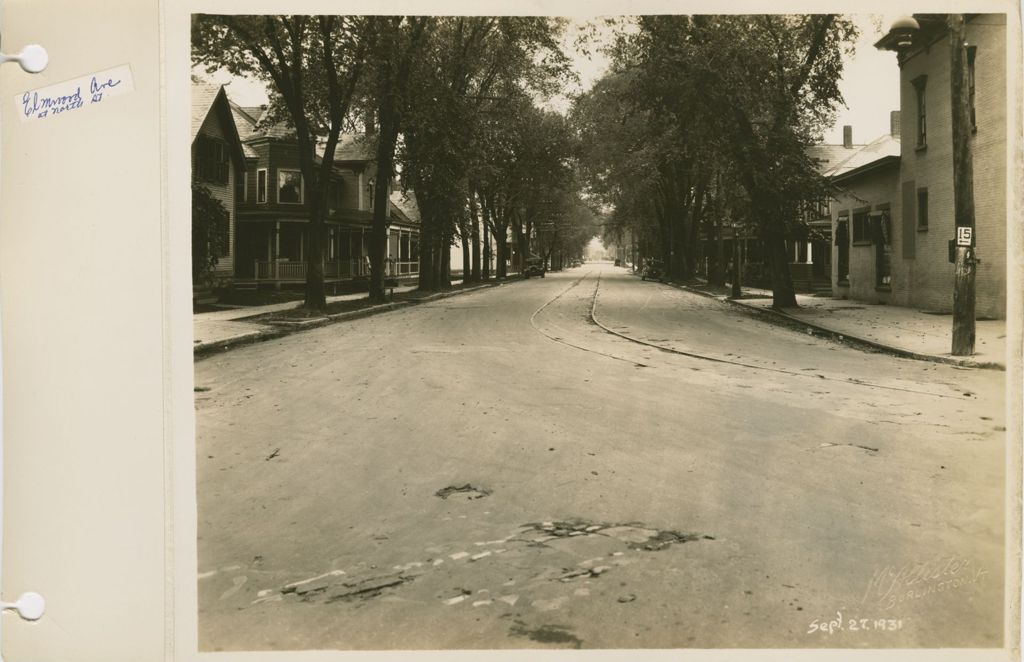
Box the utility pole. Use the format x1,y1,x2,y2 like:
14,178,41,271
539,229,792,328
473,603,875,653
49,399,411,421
948,14,977,356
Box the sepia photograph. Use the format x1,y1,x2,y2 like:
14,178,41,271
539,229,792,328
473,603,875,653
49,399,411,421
188,9,1014,653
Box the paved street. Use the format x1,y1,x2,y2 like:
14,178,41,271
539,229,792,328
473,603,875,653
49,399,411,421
194,262,1005,651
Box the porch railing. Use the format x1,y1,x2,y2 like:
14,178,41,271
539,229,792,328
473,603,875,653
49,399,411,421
253,258,418,281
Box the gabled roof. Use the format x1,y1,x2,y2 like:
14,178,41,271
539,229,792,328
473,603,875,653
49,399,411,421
226,97,296,141
192,81,247,168
229,103,260,158
318,133,377,163
805,143,865,175
390,189,420,224
828,134,901,182
191,81,222,142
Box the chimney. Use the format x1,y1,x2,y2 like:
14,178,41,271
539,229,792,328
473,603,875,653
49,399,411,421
890,110,901,138
842,125,853,149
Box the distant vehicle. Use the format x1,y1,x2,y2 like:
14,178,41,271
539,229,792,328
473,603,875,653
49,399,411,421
641,259,665,283
614,258,621,267
523,256,546,278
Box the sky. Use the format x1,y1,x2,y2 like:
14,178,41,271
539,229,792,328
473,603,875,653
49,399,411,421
199,14,902,146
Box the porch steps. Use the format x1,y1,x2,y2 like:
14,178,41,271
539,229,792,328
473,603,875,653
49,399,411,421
792,278,833,297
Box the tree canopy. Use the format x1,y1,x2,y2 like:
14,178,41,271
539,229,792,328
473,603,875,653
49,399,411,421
574,15,857,306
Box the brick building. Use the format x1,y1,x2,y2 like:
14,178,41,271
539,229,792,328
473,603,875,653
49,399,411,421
869,13,1007,319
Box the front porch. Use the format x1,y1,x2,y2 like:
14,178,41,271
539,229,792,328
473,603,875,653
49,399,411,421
251,258,419,282
235,219,419,288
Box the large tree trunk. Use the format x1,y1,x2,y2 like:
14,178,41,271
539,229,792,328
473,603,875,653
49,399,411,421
370,122,398,303
494,223,508,278
767,231,798,308
711,214,725,286
460,216,470,285
433,222,449,290
441,230,453,289
417,209,436,291
304,195,327,309
482,218,491,280
469,194,481,282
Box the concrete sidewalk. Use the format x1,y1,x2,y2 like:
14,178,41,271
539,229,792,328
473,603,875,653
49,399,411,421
680,280,1008,370
193,280,469,356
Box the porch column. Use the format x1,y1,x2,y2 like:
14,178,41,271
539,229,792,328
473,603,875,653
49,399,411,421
274,221,281,286
806,242,813,264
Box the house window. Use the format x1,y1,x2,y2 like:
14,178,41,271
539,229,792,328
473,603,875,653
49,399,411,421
195,136,229,184
835,215,849,283
235,169,246,203
912,75,927,147
257,169,267,203
278,169,303,204
917,188,929,230
328,179,343,213
967,46,977,129
872,209,892,288
852,209,871,244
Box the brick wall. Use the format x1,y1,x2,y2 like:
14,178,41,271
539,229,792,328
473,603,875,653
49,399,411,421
894,14,1007,318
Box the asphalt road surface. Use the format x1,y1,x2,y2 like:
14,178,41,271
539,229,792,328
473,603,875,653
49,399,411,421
194,262,1005,651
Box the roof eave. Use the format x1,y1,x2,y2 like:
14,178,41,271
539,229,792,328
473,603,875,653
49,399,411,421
830,155,900,184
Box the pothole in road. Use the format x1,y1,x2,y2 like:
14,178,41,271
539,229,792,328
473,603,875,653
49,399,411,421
435,484,492,500
510,620,583,649
279,571,416,604
520,520,713,551
323,574,415,604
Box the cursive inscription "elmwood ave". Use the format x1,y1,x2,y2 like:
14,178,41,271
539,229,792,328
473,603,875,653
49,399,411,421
20,69,129,121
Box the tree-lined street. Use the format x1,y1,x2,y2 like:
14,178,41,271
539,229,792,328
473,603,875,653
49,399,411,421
195,263,1004,650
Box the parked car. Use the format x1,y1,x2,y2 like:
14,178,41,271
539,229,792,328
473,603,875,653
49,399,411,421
523,257,546,278
641,259,665,283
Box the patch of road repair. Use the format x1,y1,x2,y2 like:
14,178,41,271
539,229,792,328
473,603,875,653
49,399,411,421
435,483,492,500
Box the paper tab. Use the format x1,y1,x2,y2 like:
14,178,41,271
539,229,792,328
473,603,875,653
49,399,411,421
16,64,134,122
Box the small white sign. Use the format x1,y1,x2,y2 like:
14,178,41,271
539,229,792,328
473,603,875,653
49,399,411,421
956,226,973,247
16,64,134,122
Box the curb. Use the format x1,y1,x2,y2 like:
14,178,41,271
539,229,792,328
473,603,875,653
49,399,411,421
394,281,500,303
669,280,1005,372
194,281,503,360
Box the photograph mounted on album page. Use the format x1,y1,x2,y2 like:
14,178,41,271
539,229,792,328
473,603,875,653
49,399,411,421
2,0,1023,660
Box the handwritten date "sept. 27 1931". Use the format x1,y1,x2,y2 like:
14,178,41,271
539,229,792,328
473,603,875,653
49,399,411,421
807,612,904,635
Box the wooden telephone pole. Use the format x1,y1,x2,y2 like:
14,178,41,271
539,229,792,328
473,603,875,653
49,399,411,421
949,14,977,356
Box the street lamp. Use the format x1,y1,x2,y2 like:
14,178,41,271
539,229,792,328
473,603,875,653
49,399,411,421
879,14,977,356
887,15,920,49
